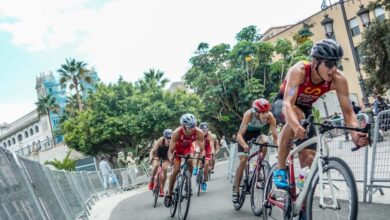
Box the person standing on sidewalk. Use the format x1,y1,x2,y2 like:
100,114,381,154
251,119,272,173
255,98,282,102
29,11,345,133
99,155,112,190
127,152,137,188
117,151,129,190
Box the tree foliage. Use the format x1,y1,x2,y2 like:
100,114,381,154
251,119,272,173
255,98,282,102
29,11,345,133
360,19,390,94
184,25,312,139
44,150,76,171
61,72,202,158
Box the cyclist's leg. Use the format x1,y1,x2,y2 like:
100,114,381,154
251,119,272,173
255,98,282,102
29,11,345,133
167,159,180,196
204,156,210,181
161,160,169,193
149,157,159,190
234,153,248,192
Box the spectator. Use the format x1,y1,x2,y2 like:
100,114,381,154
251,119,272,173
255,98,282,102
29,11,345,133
351,101,361,114
99,156,112,190
374,95,389,115
127,152,137,188
220,136,227,148
231,134,237,144
117,151,129,190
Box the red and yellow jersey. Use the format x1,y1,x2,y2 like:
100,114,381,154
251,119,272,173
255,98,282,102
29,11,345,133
276,62,332,108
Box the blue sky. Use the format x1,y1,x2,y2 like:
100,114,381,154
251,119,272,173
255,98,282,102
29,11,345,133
0,0,326,123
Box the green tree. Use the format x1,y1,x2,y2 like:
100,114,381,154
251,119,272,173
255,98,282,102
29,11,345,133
236,25,261,42
44,150,77,171
61,74,202,159
360,19,390,93
58,58,92,111
36,94,59,139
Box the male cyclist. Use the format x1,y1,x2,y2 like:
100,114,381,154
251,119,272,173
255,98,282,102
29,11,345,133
232,98,278,203
164,113,204,207
148,129,172,197
210,133,219,173
271,39,369,218
198,122,215,191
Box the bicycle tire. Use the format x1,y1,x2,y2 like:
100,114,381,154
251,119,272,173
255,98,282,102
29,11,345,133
262,163,277,220
178,170,192,220
233,165,248,210
250,160,270,216
306,157,358,220
169,175,180,217
197,168,203,196
153,173,160,208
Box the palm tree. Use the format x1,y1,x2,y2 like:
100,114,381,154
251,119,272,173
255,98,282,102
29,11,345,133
44,150,76,171
140,68,169,91
36,94,60,140
57,58,91,111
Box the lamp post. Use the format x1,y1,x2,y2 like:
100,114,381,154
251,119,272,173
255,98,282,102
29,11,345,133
321,0,373,122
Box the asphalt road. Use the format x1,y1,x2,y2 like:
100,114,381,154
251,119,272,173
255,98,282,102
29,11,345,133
109,161,390,220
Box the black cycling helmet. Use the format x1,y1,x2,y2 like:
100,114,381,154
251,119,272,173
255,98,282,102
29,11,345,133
163,129,172,139
199,122,208,131
310,39,343,60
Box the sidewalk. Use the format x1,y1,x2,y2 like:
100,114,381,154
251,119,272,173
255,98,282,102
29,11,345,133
89,186,148,220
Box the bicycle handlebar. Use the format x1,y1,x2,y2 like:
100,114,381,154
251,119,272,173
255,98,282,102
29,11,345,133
247,138,278,149
301,115,371,152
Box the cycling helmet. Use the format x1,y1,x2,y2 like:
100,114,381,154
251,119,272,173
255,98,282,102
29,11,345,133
163,129,172,139
199,122,208,131
310,39,343,60
252,98,271,113
180,113,197,128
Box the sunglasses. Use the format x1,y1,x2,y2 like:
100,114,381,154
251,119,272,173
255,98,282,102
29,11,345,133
322,60,340,69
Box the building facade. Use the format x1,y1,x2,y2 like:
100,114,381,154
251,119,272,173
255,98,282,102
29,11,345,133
0,70,100,161
262,0,389,117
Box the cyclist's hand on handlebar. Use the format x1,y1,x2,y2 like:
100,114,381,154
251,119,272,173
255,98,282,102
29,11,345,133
352,132,369,147
294,125,306,140
243,144,250,152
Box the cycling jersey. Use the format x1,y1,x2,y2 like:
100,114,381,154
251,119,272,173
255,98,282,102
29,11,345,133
276,62,332,109
175,127,196,161
156,138,169,161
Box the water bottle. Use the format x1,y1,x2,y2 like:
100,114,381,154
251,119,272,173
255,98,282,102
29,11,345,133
297,166,309,189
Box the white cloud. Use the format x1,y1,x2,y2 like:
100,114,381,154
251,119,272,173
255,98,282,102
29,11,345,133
0,0,325,83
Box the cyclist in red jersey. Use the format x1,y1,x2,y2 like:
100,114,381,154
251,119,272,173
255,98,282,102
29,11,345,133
271,39,369,219
164,113,204,207
198,122,214,191
148,129,172,197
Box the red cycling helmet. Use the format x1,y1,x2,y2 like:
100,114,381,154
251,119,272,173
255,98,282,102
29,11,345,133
252,98,271,113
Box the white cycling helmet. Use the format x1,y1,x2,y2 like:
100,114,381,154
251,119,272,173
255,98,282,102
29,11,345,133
180,113,197,128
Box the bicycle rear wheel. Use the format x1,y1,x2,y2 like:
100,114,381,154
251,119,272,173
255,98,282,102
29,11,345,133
178,170,192,220
197,168,203,196
153,174,160,208
233,166,248,210
250,160,270,216
169,175,180,217
306,157,358,220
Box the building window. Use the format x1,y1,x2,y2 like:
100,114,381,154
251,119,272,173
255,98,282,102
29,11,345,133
355,46,364,65
30,128,34,136
374,7,385,22
3,142,6,148
7,140,11,146
12,138,15,144
18,134,23,141
349,17,360,37
35,126,39,133
24,131,28,138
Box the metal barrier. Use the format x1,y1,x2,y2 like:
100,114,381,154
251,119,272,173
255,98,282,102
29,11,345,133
368,109,390,202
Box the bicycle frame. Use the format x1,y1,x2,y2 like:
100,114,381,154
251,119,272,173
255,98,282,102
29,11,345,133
267,132,331,216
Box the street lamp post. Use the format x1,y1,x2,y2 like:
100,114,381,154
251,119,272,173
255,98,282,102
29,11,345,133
321,0,373,122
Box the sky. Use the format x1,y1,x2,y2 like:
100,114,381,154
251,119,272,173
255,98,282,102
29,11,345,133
0,0,327,124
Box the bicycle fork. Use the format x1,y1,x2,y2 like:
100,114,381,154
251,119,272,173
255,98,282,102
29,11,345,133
318,157,339,210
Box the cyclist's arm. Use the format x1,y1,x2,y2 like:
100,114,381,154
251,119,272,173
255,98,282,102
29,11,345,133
237,110,251,149
269,113,278,145
149,137,162,161
282,63,306,132
196,128,205,155
168,130,179,161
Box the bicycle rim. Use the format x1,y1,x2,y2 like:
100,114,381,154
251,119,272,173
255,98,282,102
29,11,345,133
251,163,268,216
178,171,191,220
153,175,160,208
306,157,358,220
197,170,203,196
170,176,180,217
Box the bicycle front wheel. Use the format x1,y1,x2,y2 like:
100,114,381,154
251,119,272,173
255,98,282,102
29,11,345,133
153,175,160,208
170,175,180,217
178,170,192,220
197,168,203,196
250,160,270,216
306,157,358,220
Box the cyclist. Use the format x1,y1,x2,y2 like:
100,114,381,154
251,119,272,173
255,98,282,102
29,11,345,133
148,129,172,197
271,39,369,218
198,122,215,191
210,133,219,173
232,98,278,203
164,113,204,207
